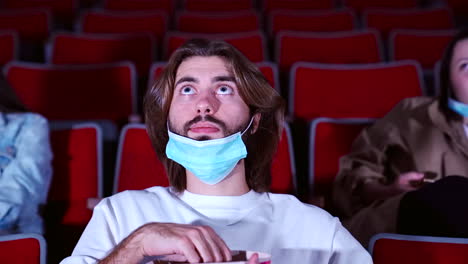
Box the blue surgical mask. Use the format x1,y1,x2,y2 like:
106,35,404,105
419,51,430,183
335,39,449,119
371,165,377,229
165,118,254,185
448,98,468,117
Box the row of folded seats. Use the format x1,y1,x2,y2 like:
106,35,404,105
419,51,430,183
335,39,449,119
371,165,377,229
0,6,461,98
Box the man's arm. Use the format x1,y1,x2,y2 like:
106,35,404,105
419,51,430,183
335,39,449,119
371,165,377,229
99,222,232,264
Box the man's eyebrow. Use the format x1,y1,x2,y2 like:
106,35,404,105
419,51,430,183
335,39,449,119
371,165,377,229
213,75,236,83
175,76,198,86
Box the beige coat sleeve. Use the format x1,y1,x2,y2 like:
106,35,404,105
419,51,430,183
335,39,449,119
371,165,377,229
331,107,414,246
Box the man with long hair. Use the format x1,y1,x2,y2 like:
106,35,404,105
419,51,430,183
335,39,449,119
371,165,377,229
61,39,370,264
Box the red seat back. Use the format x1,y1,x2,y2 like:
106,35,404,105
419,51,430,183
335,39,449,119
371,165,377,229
271,123,296,193
0,233,45,264
268,9,356,36
0,9,50,42
49,124,102,225
103,0,174,13
262,0,334,12
290,61,424,120
389,29,455,70
344,0,417,13
80,10,168,40
444,0,468,16
0,31,17,66
164,31,266,62
277,30,383,74
309,118,372,195
3,0,77,26
114,124,169,193
364,8,454,39
49,32,155,77
370,233,468,264
183,0,253,11
176,11,260,33
5,62,136,122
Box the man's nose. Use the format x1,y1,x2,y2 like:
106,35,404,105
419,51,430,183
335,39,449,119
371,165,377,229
196,93,219,115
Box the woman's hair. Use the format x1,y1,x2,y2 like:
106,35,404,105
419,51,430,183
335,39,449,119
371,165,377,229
438,28,468,120
0,75,27,113
144,39,285,192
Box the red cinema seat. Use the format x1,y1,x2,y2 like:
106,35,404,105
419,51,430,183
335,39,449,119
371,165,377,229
344,0,418,13
262,0,335,12
0,9,50,43
183,0,254,11
370,233,468,264
3,0,77,27
48,32,156,77
114,123,296,194
176,10,260,34
4,62,137,123
0,31,18,66
389,29,455,70
443,0,468,17
79,10,168,41
113,123,169,193
46,123,102,263
0,233,46,264
48,124,102,226
148,61,279,93
163,31,267,62
103,0,174,13
289,61,424,120
276,30,383,74
309,118,373,196
268,9,356,36
363,7,455,39
271,122,296,194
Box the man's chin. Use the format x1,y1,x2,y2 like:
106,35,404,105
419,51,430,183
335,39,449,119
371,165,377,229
195,135,213,141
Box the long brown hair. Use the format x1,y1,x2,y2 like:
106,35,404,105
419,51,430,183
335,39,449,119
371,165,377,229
438,28,468,121
144,39,285,192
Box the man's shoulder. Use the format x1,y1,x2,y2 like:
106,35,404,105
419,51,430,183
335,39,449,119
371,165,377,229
267,193,336,222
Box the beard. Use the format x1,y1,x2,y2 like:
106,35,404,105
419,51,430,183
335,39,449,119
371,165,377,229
168,115,251,141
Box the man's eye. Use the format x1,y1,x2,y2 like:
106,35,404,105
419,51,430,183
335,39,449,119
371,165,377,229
217,86,233,95
461,63,468,71
181,86,195,94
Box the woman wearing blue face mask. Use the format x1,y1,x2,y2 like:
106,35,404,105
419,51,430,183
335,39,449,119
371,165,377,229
0,75,52,235
332,29,468,247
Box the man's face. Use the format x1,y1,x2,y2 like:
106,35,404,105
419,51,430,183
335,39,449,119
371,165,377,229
451,39,468,103
168,56,251,141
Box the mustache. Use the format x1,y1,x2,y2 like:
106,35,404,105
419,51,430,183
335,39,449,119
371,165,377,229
183,115,228,134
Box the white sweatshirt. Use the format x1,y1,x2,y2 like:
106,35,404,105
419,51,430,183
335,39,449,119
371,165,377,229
60,187,372,264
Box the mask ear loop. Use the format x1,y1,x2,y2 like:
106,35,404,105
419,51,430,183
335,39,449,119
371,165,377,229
241,116,255,136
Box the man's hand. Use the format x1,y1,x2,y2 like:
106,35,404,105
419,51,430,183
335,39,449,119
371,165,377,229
100,222,232,264
247,253,259,264
391,172,425,193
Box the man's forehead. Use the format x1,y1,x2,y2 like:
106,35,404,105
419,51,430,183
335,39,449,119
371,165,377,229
175,56,234,78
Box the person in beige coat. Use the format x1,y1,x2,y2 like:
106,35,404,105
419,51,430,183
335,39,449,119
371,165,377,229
332,29,468,247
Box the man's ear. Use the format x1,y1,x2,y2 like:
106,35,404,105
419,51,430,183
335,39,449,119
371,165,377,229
251,113,261,134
